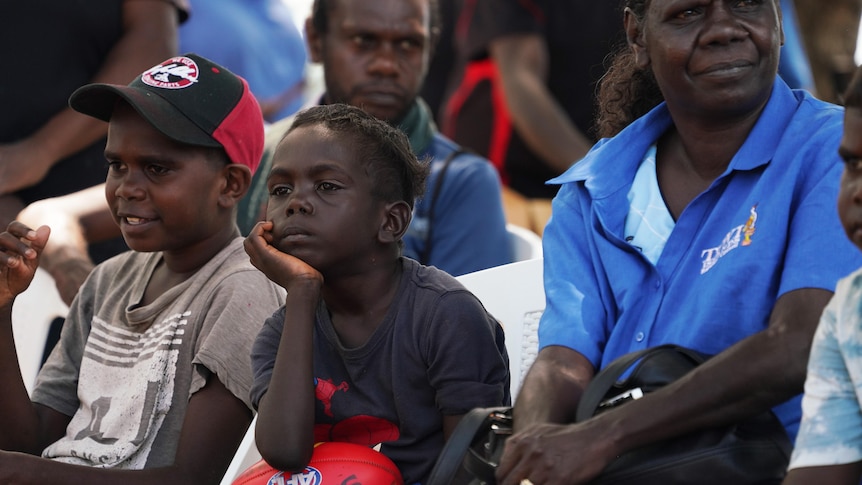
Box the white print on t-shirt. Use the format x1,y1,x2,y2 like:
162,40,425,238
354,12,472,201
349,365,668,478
42,311,190,468
699,205,758,275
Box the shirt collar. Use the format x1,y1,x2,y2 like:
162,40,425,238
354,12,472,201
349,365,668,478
549,78,798,197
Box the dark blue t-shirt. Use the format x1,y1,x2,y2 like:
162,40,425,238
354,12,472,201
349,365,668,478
250,257,511,484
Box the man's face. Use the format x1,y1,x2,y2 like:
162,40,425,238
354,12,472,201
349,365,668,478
307,0,431,123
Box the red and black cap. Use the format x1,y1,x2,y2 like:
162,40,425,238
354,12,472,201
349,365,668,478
69,53,264,174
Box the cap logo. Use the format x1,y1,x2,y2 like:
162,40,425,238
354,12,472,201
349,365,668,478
141,56,199,89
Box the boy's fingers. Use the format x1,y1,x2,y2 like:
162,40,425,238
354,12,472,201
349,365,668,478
0,231,35,259
5,221,34,240
30,225,51,252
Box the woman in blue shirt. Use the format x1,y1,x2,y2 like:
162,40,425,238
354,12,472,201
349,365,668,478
496,1,862,484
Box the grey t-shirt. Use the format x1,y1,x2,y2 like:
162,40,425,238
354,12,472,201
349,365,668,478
31,238,284,469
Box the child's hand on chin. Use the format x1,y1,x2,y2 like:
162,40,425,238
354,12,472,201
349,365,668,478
244,220,322,290
0,222,49,306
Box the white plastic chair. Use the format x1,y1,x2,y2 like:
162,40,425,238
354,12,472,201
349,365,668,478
455,257,545,401
12,268,69,396
220,258,547,484
506,223,543,261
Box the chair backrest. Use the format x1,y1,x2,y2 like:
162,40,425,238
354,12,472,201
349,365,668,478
507,223,543,262
12,268,69,396
455,258,545,401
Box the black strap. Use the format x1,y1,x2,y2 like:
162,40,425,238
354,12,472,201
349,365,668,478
418,148,464,264
575,344,705,422
426,406,510,485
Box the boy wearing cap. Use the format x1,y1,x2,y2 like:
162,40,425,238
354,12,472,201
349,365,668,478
0,54,283,483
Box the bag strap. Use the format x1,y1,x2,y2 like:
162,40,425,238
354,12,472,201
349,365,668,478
426,406,510,485
575,344,705,422
418,148,464,264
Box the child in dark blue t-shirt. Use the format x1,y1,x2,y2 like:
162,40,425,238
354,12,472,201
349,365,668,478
244,103,510,484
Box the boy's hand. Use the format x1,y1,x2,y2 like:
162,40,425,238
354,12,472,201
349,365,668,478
0,222,50,306
244,221,323,290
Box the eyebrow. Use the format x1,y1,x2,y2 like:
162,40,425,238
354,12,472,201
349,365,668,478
103,150,179,166
267,163,353,181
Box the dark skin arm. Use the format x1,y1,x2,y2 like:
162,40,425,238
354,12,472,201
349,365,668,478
4,0,179,293
784,462,862,485
0,376,252,484
245,220,467,472
244,220,322,472
0,222,252,483
0,0,178,195
497,288,831,485
16,184,116,306
489,33,593,175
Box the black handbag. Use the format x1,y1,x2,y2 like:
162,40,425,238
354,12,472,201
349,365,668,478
427,406,512,485
427,344,793,485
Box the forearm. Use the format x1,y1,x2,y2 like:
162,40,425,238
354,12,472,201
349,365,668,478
17,186,117,305
597,290,831,455
491,36,592,174
784,462,862,485
513,346,593,432
26,0,178,168
255,283,319,472
499,75,592,173
21,184,117,246
1,451,221,485
0,304,51,453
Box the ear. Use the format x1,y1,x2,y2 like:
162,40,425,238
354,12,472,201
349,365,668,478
624,7,649,70
218,164,252,209
377,200,412,244
305,17,323,63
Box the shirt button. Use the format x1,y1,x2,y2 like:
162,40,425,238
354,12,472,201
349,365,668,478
635,332,645,342
654,280,660,289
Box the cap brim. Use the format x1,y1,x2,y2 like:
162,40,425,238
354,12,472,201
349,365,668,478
69,83,221,149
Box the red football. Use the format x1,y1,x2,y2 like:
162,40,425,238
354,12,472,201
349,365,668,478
231,442,403,485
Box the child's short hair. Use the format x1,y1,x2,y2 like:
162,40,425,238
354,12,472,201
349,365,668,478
844,65,862,110
68,53,265,174
288,103,428,208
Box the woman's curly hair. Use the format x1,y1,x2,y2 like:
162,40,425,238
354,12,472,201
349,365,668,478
595,0,664,139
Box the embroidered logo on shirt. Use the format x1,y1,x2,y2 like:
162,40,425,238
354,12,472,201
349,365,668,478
700,205,758,274
742,204,758,246
141,56,199,89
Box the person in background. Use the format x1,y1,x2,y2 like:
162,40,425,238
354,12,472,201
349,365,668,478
441,0,623,234
242,0,512,276
782,64,862,485
794,0,862,103
777,0,816,93
0,54,283,483
0,0,186,248
495,0,862,483
18,0,511,305
179,0,308,123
